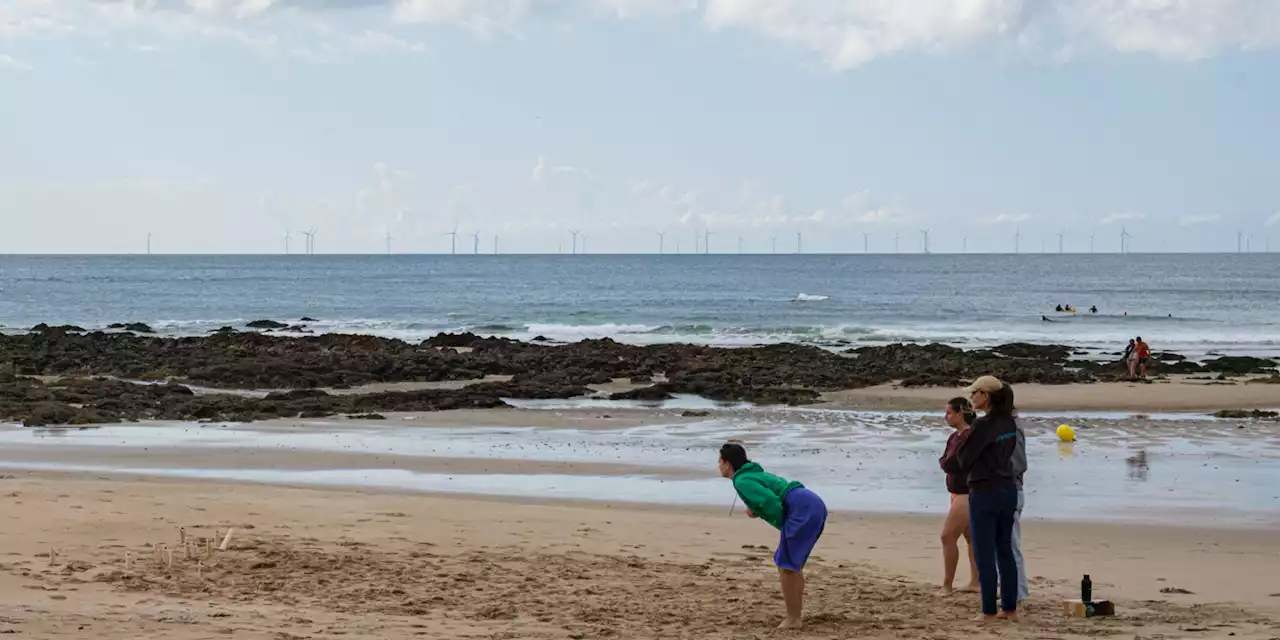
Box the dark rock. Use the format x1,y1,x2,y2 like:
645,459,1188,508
1153,352,1186,362
423,332,484,348
23,402,78,427
121,323,155,334
300,317,318,322
609,385,674,401
1213,409,1279,419
1246,375,1280,384
1202,356,1278,375
681,410,711,417
531,335,551,342
29,324,87,333
629,374,653,384
246,320,289,330
284,325,310,333
349,413,386,420
209,326,238,334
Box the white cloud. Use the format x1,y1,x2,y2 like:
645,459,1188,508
1178,214,1222,227
703,0,1029,70
6,1,1280,68
1057,0,1280,60
982,213,1035,225
1097,211,1146,225
530,155,591,184
854,208,899,224
1267,212,1280,226
0,53,33,71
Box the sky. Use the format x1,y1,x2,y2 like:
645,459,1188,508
2,0,1280,255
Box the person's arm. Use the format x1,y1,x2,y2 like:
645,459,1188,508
940,431,967,473
1010,426,1027,484
733,476,783,526
955,416,993,472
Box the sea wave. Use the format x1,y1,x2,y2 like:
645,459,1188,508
794,293,829,302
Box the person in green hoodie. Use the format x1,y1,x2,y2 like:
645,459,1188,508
719,442,828,629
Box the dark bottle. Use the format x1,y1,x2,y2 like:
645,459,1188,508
1081,574,1092,603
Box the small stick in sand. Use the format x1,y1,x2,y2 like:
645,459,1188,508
218,528,234,551
166,549,174,569
197,561,204,580
125,551,133,571
179,527,186,545
48,547,56,566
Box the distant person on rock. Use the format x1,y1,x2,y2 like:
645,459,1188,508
1090,305,1098,314
1123,338,1138,378
1135,337,1151,378
939,397,979,594
720,443,827,630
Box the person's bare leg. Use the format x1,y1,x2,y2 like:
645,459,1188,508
778,569,804,629
939,496,968,593
961,527,980,592
1128,359,1136,378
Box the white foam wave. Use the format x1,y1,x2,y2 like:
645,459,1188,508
794,293,829,302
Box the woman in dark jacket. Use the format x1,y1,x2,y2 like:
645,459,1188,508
956,376,1021,622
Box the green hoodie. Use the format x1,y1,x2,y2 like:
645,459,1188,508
731,462,803,530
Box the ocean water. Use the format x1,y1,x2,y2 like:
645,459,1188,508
1,254,1278,358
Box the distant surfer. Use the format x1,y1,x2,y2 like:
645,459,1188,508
1054,305,1062,312
1090,305,1097,314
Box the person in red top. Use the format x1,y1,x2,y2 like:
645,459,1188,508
938,397,979,594
1135,336,1151,378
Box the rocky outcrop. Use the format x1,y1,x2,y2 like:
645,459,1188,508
0,328,1196,423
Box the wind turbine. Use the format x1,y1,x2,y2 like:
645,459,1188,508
146,232,152,256
1014,227,1023,254
656,231,666,254
284,229,292,255
580,234,589,254
919,229,930,254
961,235,968,253
893,231,900,253
1246,235,1252,253
444,222,459,255
385,226,393,255
703,229,712,254
771,236,778,254
737,236,744,254
1120,224,1133,254
301,228,317,255
1088,231,1096,254
1055,231,1065,254
862,232,871,253
569,230,580,255
470,232,481,255
1237,230,1244,253
493,235,499,255
795,231,802,254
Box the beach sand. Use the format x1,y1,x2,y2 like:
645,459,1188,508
823,376,1280,413
2,471,1277,640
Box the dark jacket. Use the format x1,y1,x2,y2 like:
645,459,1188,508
955,413,1019,493
939,429,972,495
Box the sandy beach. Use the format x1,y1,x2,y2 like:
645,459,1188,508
823,376,1280,413
2,471,1278,640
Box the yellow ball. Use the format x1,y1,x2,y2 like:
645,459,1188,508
1056,424,1076,442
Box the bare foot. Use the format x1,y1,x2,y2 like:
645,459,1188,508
777,617,804,630
973,614,1002,625
998,611,1020,623
939,585,954,595
959,582,980,593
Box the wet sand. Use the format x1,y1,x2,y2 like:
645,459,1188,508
1,471,1277,639
823,376,1280,412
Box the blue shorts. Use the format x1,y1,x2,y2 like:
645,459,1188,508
774,487,827,572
